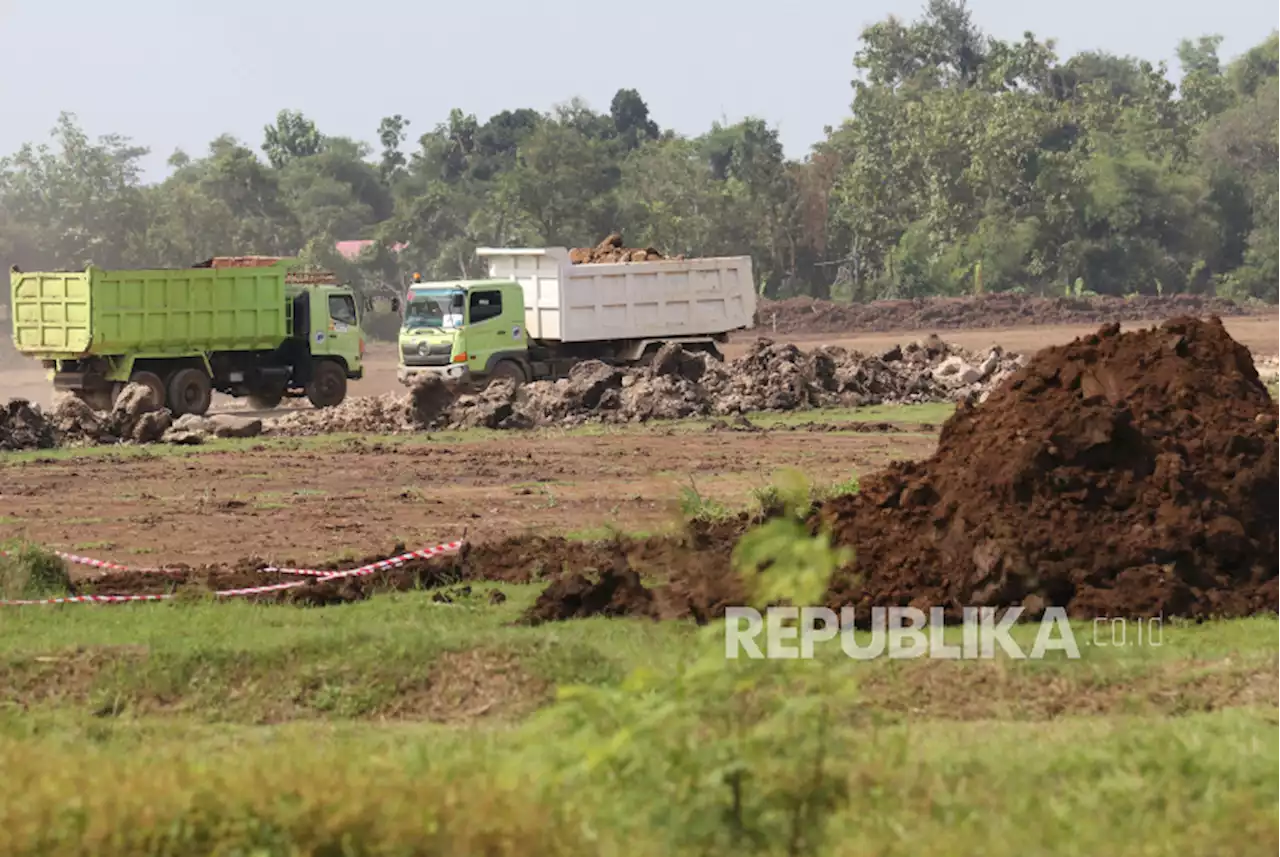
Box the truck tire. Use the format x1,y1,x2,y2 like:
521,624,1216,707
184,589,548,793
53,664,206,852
487,359,527,388
129,371,168,409
168,368,213,416
76,388,117,412
247,383,286,410
306,360,347,408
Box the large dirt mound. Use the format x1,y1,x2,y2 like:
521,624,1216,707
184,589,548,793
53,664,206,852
823,316,1278,620
758,293,1266,335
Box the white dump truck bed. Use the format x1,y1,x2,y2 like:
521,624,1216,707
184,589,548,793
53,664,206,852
475,246,756,344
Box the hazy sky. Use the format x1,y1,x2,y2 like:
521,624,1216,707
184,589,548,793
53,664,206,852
1,0,1275,179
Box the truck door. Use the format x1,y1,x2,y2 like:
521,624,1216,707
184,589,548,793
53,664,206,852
312,289,362,369
465,288,511,375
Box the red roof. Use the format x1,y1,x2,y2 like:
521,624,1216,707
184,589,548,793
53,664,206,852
335,240,407,260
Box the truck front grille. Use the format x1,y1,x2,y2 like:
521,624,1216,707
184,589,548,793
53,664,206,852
402,342,453,367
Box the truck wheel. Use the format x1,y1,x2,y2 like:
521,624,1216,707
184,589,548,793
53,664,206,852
76,388,117,412
247,383,285,410
168,368,213,416
487,360,527,388
129,371,168,408
306,361,347,408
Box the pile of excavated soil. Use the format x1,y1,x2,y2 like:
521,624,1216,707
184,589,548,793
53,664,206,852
523,564,657,624
569,233,680,264
757,294,1265,335
821,316,1278,621
268,392,416,437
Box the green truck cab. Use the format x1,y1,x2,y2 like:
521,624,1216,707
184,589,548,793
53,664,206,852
397,279,530,386
10,257,365,415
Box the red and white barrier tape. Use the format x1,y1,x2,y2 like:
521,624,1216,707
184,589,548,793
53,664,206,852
0,540,465,606
0,593,174,605
261,541,465,578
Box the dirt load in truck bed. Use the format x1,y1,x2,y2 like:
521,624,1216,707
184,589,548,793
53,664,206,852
569,233,684,264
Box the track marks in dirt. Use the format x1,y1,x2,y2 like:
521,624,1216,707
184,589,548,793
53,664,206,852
0,429,935,569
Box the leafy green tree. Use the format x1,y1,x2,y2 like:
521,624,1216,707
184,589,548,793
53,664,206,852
609,88,660,150
376,114,411,180
261,109,323,169
0,113,148,269
0,15,1275,306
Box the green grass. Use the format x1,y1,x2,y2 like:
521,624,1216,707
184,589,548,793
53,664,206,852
0,594,1274,855
0,542,70,600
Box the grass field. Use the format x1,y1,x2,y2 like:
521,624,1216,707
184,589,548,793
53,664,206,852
1,398,1276,856
1,578,1276,855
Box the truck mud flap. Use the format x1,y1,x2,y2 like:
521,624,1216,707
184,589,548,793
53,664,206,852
53,371,109,393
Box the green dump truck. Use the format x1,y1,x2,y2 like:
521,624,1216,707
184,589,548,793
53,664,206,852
397,246,756,387
10,256,366,415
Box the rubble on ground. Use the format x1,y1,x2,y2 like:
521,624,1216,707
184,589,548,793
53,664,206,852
52,383,173,445
441,338,1027,430
0,399,57,451
260,336,1026,436
267,392,415,437
0,383,269,450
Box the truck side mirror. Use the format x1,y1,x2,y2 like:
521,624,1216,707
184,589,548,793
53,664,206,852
391,297,401,312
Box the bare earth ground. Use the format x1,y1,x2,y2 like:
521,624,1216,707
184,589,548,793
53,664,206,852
0,315,1273,571
0,428,936,570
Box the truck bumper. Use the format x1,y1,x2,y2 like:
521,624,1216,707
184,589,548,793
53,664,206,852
398,364,471,386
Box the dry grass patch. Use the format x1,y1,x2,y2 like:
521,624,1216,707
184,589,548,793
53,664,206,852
377,648,551,723
853,656,1280,721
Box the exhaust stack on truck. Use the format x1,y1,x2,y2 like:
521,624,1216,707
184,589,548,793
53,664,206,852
397,246,755,387
10,256,366,414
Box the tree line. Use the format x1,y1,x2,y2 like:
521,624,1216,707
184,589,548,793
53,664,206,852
1,1,1276,304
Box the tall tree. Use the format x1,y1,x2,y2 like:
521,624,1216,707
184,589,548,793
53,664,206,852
262,109,324,169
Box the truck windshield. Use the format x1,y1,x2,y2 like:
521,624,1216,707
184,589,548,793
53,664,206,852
403,290,464,330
